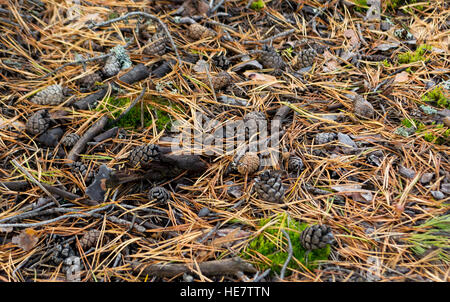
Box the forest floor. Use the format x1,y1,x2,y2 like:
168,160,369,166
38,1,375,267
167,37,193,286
0,0,449,282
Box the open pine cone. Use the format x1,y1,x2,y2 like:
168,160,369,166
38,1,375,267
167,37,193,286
295,48,317,69
258,45,285,71
30,84,64,105
300,224,335,251
253,170,285,203
26,109,50,135
128,144,161,168
148,186,170,204
143,32,167,56
60,133,80,147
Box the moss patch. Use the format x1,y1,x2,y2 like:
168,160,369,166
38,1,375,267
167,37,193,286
96,96,175,131
398,44,432,64
353,0,368,12
241,214,331,276
422,86,450,109
400,118,449,145
386,0,423,11
250,0,265,10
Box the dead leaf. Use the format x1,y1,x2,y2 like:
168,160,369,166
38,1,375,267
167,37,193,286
374,42,399,51
193,59,209,73
211,228,251,249
331,185,373,202
11,228,40,251
68,13,103,30
394,71,410,83
242,71,283,87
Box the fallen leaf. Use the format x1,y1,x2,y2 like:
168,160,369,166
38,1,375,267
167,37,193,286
394,71,410,83
193,59,209,73
322,50,339,72
11,228,40,251
242,71,283,88
374,42,399,51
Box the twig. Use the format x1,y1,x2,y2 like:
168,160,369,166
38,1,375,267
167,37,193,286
90,212,146,232
0,204,113,229
34,53,112,80
280,229,293,280
130,257,256,277
210,0,226,14
11,159,61,207
67,116,109,162
89,12,181,65
252,269,271,282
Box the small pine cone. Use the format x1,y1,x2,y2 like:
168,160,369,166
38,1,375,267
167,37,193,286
143,32,167,56
213,54,231,70
30,84,64,105
79,229,102,250
253,170,285,203
70,161,94,183
288,156,304,172
237,152,259,175
296,48,317,69
353,95,375,119
60,133,80,147
102,55,121,78
258,45,285,70
76,72,102,89
26,109,50,135
300,224,335,251
212,72,232,90
128,144,160,168
148,186,170,204
188,23,215,40
315,132,337,145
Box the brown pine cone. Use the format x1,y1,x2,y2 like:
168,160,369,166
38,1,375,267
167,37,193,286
79,229,102,250
76,72,102,90
300,224,335,251
60,133,80,147
148,186,170,204
253,170,285,203
102,55,121,78
188,23,215,40
212,72,232,90
237,152,260,175
258,45,285,71
70,161,94,183
353,95,375,119
143,32,167,56
128,144,161,168
288,155,304,172
295,48,317,69
30,84,64,105
26,109,50,135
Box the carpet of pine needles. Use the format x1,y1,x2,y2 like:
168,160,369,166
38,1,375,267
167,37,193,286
0,0,449,282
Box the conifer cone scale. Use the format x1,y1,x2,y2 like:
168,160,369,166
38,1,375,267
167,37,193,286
26,109,50,135
79,229,102,250
300,224,335,250
296,48,317,69
253,170,285,203
30,84,64,105
144,32,167,56
128,144,161,168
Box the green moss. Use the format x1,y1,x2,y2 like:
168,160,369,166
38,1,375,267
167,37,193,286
241,214,331,276
398,44,432,64
250,0,265,10
422,87,450,109
96,96,175,131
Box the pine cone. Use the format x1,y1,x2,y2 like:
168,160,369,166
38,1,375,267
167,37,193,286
288,156,304,172
188,23,215,40
148,186,170,204
51,242,75,264
253,170,285,203
128,144,160,168
76,72,102,90
143,32,167,56
258,45,285,71
30,84,64,105
300,224,335,250
237,152,259,175
70,161,94,183
79,229,102,250
102,55,121,78
26,109,50,135
315,132,337,145
212,71,232,90
60,133,80,147
353,95,375,119
213,54,231,70
296,48,317,69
